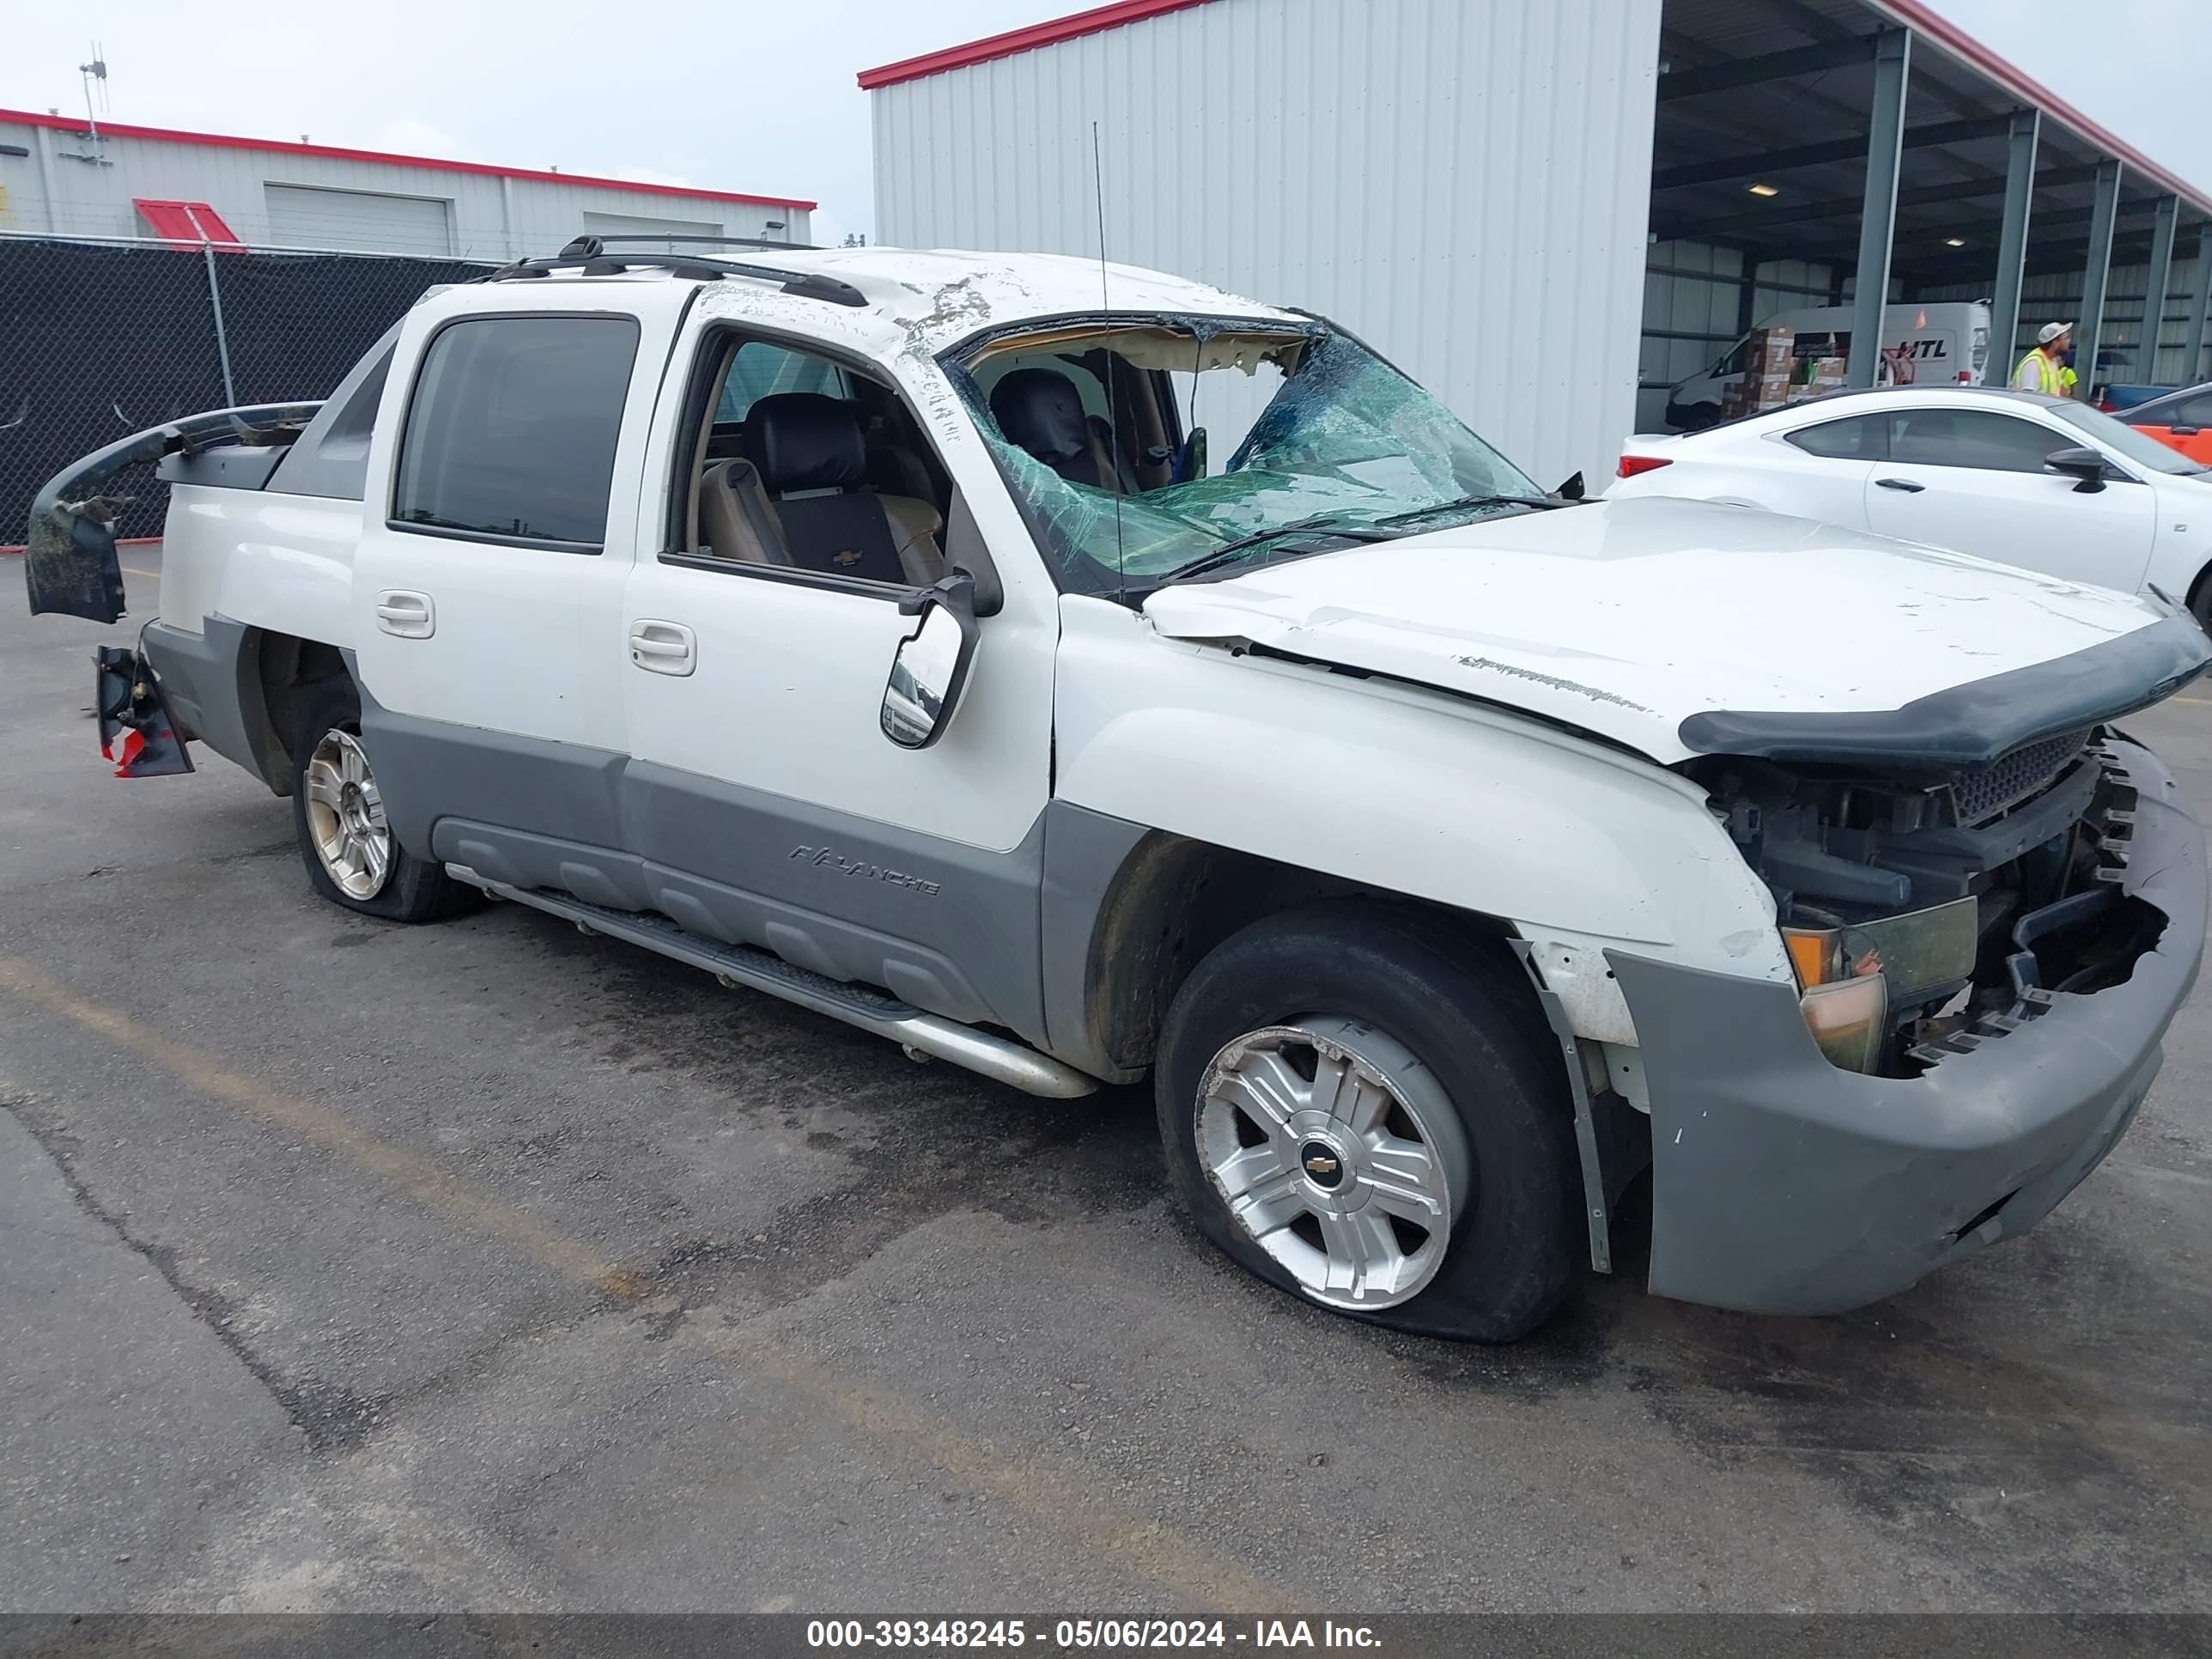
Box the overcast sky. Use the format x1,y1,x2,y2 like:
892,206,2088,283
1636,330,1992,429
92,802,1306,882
4,0,2206,246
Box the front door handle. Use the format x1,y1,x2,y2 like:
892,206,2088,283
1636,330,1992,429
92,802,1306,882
1875,477,1926,493
629,619,696,677
374,589,435,638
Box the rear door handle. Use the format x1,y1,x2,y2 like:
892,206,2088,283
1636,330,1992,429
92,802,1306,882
374,589,435,638
1875,477,1926,492
629,619,696,677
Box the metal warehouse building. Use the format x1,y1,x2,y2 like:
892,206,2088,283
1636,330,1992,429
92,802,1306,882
0,108,813,260
861,0,2212,487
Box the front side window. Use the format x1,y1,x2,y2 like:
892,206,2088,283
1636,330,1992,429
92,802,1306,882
393,315,640,548
954,322,1543,596
674,332,954,590
2169,392,2212,429
1887,408,2069,474
1785,413,1887,460
2047,399,2209,476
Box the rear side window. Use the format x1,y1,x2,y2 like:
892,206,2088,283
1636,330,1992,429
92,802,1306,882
1785,414,1887,460
1888,409,2062,473
393,315,640,549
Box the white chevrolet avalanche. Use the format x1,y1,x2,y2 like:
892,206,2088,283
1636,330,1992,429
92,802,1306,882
24,241,2209,1340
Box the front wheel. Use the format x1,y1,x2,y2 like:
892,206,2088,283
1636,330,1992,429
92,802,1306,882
289,679,475,922
2187,567,2212,635
1155,904,1583,1342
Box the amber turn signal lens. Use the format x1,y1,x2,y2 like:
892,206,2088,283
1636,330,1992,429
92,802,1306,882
1782,927,1839,988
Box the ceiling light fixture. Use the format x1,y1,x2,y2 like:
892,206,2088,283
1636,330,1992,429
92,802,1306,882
1747,183,1781,197
1943,237,1966,247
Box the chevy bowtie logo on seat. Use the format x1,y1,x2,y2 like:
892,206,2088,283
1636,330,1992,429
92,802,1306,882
832,550,861,566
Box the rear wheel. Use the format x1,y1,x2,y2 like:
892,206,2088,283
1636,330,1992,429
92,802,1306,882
1156,903,1583,1341
289,679,474,922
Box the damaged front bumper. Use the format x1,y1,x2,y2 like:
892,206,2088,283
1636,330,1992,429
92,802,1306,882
1608,735,2204,1316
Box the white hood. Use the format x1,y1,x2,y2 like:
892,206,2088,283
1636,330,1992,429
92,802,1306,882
1140,495,2178,764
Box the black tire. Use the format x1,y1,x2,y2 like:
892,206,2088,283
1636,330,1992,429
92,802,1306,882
1155,902,1582,1342
289,678,475,923
2189,568,2212,635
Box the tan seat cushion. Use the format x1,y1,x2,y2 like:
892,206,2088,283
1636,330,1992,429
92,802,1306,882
699,459,788,565
878,495,946,586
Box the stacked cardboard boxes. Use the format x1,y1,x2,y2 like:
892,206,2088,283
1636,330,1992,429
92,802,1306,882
1720,325,1796,419
1784,356,1849,404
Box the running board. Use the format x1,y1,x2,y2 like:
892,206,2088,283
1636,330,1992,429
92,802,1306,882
444,866,1100,1099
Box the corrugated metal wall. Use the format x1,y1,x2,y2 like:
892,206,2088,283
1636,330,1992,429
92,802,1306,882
1919,253,2210,387
870,0,1662,489
0,118,807,260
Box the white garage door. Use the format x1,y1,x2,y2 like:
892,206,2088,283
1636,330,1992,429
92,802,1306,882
579,209,725,246
264,184,454,256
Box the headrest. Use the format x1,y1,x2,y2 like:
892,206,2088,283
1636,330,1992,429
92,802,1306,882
989,368,1091,464
743,392,866,493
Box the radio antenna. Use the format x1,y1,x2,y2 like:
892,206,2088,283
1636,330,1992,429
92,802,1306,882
79,45,110,142
1091,120,1127,605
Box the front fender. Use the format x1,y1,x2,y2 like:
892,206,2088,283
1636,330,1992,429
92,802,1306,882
1051,598,1792,1043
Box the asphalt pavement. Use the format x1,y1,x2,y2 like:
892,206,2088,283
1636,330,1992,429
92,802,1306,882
3,549,2209,1613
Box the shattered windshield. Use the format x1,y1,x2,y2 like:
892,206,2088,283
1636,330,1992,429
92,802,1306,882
952,321,1544,596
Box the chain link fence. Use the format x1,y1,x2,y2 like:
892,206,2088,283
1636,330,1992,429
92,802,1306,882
2,233,497,545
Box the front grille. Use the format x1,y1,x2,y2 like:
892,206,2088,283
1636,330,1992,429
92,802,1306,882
1948,726,2094,824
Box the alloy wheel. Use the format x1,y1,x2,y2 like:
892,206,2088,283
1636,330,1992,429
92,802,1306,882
303,727,393,901
1195,1017,1471,1310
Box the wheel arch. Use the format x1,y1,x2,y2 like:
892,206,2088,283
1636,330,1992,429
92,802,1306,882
237,626,352,793
1044,813,1525,1083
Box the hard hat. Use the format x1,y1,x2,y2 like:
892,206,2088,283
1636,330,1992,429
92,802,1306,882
2039,320,2074,344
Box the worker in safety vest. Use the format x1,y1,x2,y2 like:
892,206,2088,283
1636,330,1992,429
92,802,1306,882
2013,320,2074,394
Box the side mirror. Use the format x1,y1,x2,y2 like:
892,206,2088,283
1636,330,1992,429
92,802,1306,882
881,573,981,750
1176,427,1209,484
2045,446,2108,492
1553,470,1587,502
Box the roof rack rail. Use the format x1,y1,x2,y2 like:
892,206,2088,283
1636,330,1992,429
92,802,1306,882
562,232,824,252
477,236,866,307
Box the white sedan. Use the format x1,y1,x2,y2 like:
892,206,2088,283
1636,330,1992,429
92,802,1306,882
1608,386,2212,620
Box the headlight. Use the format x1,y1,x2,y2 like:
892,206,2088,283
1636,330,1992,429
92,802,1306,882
1784,896,1978,1073
1799,975,1888,1072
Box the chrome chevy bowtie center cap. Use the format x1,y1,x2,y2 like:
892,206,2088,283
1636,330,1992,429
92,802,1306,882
1300,1143,1344,1188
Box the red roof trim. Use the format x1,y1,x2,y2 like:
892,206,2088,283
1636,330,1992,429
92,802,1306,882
858,0,1217,88
1869,0,2212,216
0,107,816,210
134,198,245,251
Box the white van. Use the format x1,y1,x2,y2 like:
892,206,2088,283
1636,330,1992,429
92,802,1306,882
1664,301,1992,430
